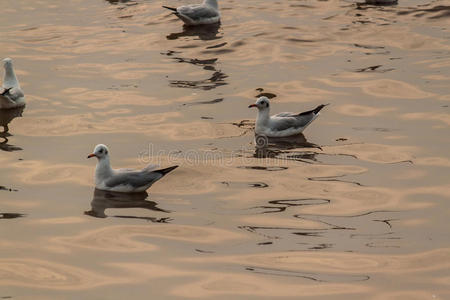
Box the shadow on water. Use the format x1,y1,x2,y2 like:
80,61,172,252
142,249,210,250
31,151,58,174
255,134,322,150
361,0,398,6
104,0,137,5
171,57,218,67
0,185,18,192
163,25,228,91
253,134,322,161
183,97,223,106
397,4,450,19
235,134,322,171
0,213,25,219
0,182,24,219
169,70,227,90
166,23,222,41
85,189,171,222
167,56,228,89
0,106,24,152
162,51,228,91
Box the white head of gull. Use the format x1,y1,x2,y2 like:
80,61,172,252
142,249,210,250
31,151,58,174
1,58,25,109
248,96,328,138
162,0,220,26
87,144,178,193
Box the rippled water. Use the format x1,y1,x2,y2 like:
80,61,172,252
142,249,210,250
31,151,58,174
1,0,449,299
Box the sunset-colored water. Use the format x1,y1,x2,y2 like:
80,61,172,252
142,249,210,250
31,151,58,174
0,0,449,299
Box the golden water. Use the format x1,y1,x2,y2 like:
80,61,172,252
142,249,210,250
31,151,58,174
0,0,449,299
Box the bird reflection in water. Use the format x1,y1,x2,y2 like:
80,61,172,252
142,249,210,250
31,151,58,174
164,54,228,91
0,105,24,152
363,0,398,6
0,212,25,219
166,23,221,41
85,189,171,223
253,133,322,162
104,0,135,4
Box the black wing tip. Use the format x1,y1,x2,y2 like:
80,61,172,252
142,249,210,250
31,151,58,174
162,5,178,11
0,87,12,96
297,103,329,117
313,103,330,114
157,165,179,175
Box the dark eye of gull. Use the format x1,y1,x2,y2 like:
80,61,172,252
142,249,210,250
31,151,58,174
99,149,103,154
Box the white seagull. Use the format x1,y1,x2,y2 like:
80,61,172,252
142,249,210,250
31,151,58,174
248,96,328,137
163,0,220,26
87,144,178,193
1,58,25,109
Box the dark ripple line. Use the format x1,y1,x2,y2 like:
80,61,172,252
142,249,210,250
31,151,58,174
307,175,364,187
245,266,370,282
251,198,330,214
169,71,227,90
294,210,400,231
0,213,25,219
0,185,18,192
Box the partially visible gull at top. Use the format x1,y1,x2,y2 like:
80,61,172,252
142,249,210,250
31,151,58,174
87,144,178,193
163,0,220,26
0,58,25,109
249,96,328,138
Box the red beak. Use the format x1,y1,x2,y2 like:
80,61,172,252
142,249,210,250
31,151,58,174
248,104,257,108
87,153,96,159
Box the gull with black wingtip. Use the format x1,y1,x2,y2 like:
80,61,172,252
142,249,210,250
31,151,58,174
249,96,328,137
1,58,25,109
163,0,220,26
87,144,178,193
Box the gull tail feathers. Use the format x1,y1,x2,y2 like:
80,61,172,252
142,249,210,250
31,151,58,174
313,103,330,114
0,87,12,96
154,165,179,176
298,103,330,116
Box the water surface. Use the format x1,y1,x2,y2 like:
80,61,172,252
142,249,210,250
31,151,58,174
0,0,449,299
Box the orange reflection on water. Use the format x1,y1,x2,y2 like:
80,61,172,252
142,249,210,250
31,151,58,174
11,160,91,186
180,248,450,275
0,258,124,290
322,143,416,164
401,112,450,126
316,78,435,99
52,224,245,252
172,271,371,298
12,111,182,136
336,104,396,117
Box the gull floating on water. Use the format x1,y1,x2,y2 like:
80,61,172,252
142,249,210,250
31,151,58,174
87,144,178,193
249,96,328,137
1,58,25,109
163,0,220,26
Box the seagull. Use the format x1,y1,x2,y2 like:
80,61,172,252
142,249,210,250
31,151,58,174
87,144,178,193
163,0,220,26
0,58,25,109
248,96,328,137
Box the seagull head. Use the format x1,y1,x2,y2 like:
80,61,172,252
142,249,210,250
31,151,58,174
2,58,13,69
249,96,270,110
87,144,109,160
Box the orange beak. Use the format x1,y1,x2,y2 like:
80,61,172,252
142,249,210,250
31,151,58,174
248,104,257,108
87,153,96,159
